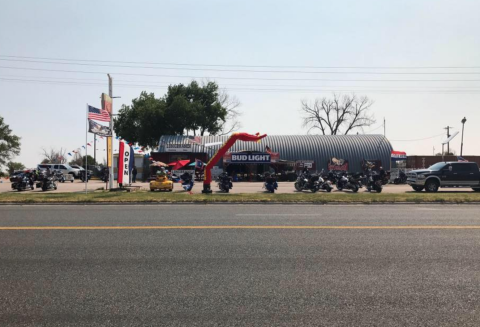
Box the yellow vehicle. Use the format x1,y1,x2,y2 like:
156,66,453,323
149,174,173,192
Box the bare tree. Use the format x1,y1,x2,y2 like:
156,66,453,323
217,89,242,136
40,147,67,164
300,94,375,135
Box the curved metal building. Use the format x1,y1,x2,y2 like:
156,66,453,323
158,135,393,172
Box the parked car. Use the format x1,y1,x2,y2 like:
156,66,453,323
37,164,81,178
70,165,85,171
407,162,480,192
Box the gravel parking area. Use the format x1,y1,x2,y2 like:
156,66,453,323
0,179,474,194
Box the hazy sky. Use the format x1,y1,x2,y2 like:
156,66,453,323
1,0,479,167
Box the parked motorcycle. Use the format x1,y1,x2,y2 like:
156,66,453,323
263,173,278,193
366,170,383,193
295,173,321,193
80,170,92,182
180,172,194,192
393,170,407,184
11,172,34,191
37,170,58,191
336,172,362,193
100,168,109,182
217,172,233,193
318,170,333,192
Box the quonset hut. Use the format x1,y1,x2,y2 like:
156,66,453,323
151,135,393,181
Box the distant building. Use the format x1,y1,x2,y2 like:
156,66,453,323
152,135,393,180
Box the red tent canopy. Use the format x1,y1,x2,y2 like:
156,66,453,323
168,160,190,170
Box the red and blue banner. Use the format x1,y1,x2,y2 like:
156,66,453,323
117,141,131,185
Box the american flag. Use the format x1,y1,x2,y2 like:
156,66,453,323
457,156,469,162
88,105,110,122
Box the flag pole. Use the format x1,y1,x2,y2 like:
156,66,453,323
85,104,88,194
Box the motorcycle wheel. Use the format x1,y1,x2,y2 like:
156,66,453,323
294,182,302,192
376,186,383,193
311,188,318,193
326,185,332,192
351,185,359,193
225,188,229,193
336,183,343,191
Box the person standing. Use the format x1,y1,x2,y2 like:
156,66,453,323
132,166,138,183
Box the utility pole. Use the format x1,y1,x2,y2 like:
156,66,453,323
444,126,453,154
460,117,467,156
108,74,114,190
93,134,96,166
383,117,386,137
107,74,120,189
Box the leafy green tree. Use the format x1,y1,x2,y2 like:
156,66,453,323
114,81,238,147
0,116,21,170
7,162,25,175
114,92,168,149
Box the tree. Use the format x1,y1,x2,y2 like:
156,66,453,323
300,94,375,135
114,81,237,147
7,162,25,175
0,116,21,170
41,147,67,164
69,155,97,167
114,92,169,149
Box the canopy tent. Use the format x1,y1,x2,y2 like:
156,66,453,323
149,161,168,167
168,160,190,170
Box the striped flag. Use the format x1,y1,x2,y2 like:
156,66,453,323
88,105,111,122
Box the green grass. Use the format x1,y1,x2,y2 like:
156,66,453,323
1,191,480,204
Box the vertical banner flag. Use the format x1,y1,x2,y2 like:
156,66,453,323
102,93,113,168
117,141,130,185
129,145,134,183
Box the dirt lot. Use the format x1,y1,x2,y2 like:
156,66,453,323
0,179,474,194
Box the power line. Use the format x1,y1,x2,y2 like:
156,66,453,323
1,54,479,69
1,58,480,75
1,78,480,94
2,65,480,82
2,74,480,89
390,133,445,142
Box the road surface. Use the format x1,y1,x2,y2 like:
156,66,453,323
1,205,480,326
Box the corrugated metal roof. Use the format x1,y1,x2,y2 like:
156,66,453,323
158,135,393,172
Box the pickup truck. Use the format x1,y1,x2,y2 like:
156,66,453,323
407,162,480,192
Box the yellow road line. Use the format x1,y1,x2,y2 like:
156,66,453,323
1,225,480,230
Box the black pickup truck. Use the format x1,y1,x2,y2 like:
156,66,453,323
407,162,480,192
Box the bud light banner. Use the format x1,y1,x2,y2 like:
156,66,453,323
391,150,407,160
117,141,130,184
226,152,271,163
328,157,349,171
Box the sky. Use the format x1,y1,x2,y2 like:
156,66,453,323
0,0,479,167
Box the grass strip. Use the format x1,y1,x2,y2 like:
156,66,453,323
1,191,480,204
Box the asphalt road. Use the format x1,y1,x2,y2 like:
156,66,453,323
1,205,480,326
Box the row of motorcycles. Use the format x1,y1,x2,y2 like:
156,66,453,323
10,169,60,192
294,169,385,193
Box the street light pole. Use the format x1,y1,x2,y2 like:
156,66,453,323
460,117,467,156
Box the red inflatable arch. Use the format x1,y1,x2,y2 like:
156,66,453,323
202,132,267,193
